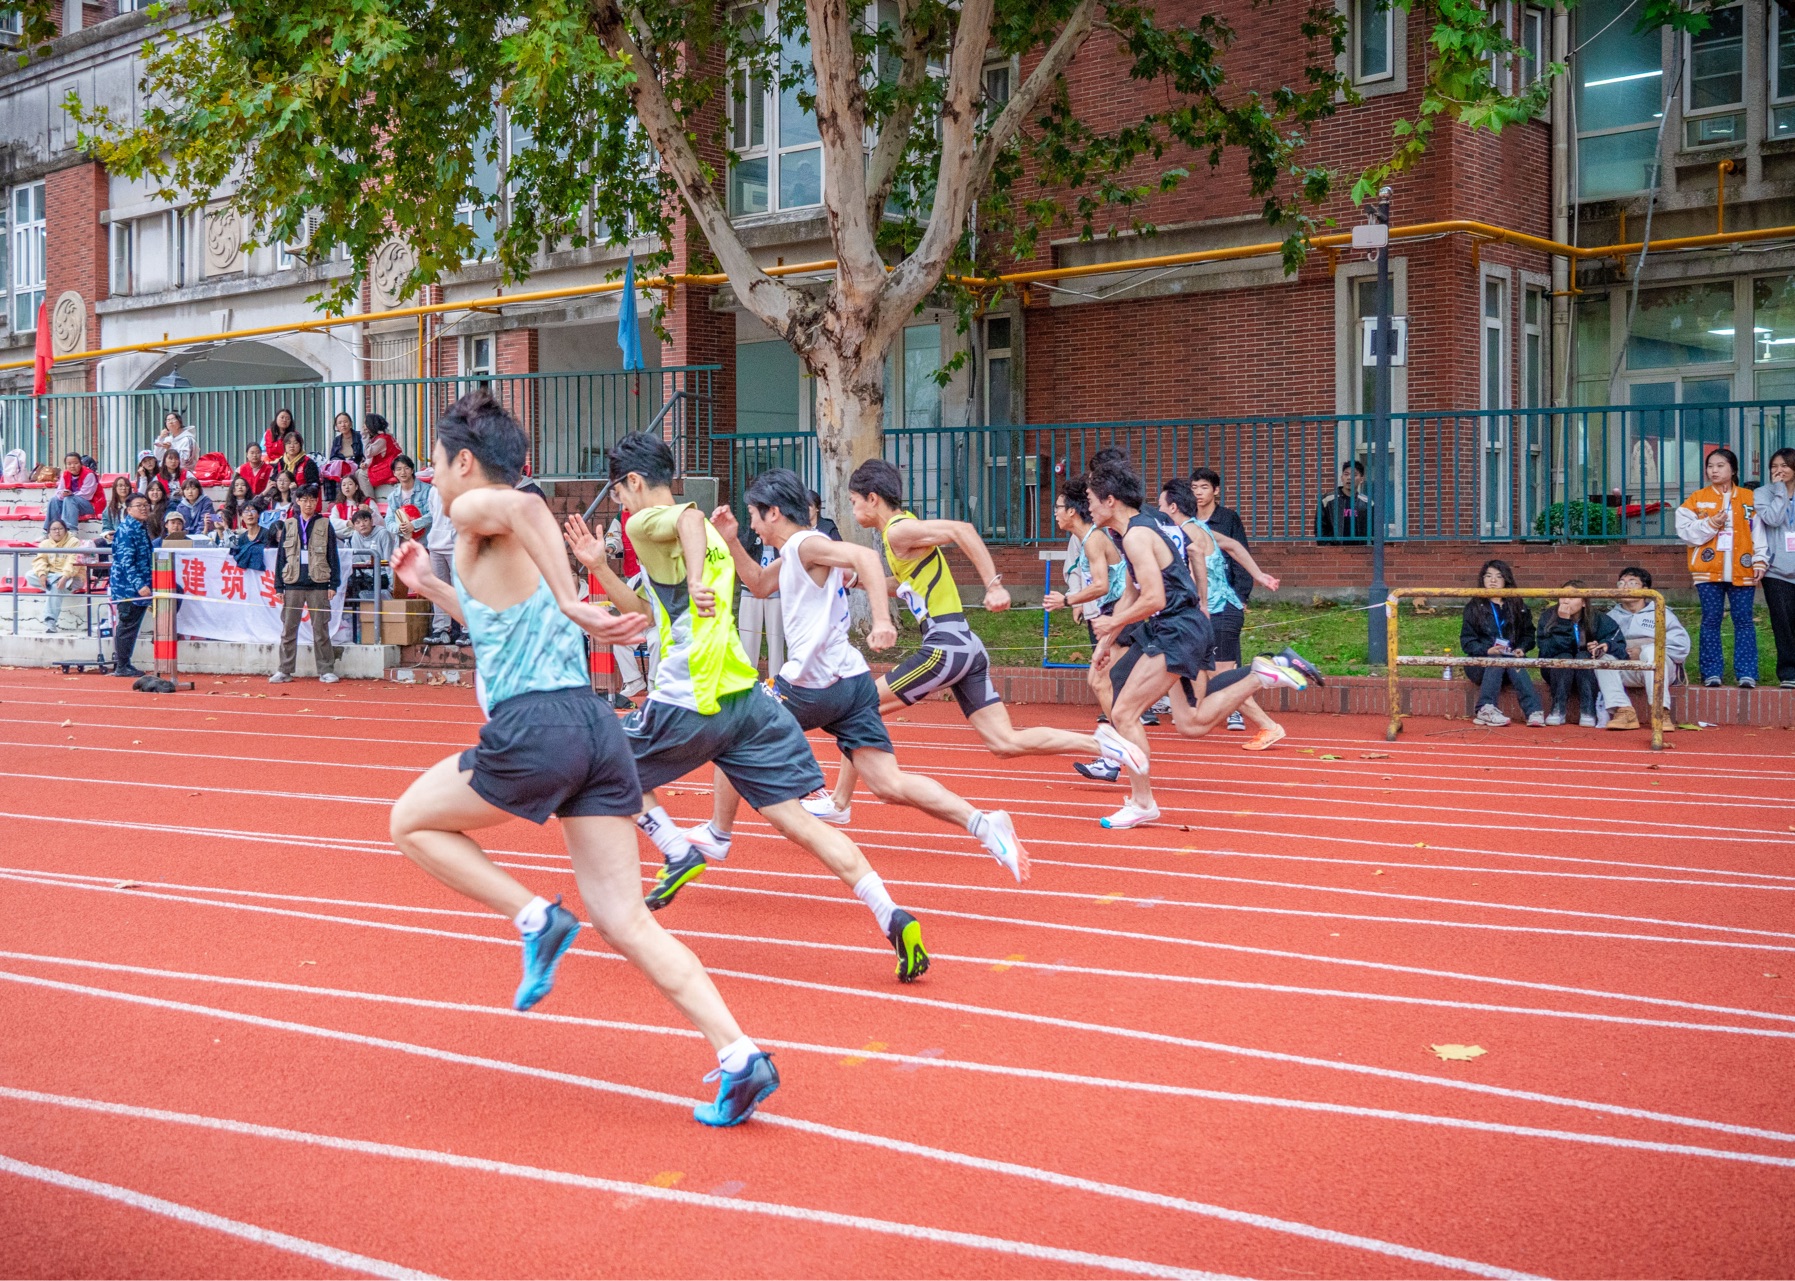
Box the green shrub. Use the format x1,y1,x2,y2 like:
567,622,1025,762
1533,500,1623,542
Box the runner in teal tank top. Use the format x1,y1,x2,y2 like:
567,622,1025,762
387,390,778,1127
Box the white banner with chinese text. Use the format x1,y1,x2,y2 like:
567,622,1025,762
167,548,351,645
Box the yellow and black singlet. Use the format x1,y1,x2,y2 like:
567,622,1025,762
880,510,964,629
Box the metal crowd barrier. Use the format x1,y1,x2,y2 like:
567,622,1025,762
1383,586,1668,751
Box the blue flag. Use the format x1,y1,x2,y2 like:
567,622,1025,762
617,254,643,372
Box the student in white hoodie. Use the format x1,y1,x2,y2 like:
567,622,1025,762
1606,565,1691,714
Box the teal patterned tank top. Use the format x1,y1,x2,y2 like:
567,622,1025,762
452,564,589,712
1187,519,1244,614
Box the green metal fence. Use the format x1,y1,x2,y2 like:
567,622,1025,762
0,366,718,480
721,402,1795,544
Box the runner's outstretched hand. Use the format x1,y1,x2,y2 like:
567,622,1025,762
392,541,435,592
562,514,604,570
564,600,652,646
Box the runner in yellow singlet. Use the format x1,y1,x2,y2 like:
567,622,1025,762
810,459,1147,823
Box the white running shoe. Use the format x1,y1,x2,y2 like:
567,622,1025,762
1250,653,1308,690
1226,710,1247,731
268,672,293,684
802,794,853,826
977,810,1030,883
684,822,733,862
1149,695,1172,715
1472,704,1511,727
1100,800,1161,830
1094,722,1149,774
319,672,340,684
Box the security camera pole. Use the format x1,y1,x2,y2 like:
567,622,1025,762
1366,187,1394,659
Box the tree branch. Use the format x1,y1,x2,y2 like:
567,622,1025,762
967,0,1098,202
864,0,930,225
881,0,997,319
805,0,882,293
588,0,801,336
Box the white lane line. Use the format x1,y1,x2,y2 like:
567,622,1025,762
11,856,1795,1034
4,888,1792,1146
0,1152,435,1279
9,950,1794,1171
0,984,1534,1280
14,870,1795,1043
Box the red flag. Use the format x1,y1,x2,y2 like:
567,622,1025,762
31,300,51,395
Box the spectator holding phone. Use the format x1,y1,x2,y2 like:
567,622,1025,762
1676,446,1758,688
153,411,198,469
1460,558,1545,728
1538,582,1635,729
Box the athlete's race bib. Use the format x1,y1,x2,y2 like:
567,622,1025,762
897,582,930,624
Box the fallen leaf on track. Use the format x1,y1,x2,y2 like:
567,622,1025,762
1361,752,1390,759
58,719,71,727
113,881,140,890
1371,869,1384,876
1319,754,1341,760
1415,842,1428,849
1430,1044,1487,1062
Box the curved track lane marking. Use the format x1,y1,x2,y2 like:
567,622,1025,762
0,981,1538,1280
7,951,1795,1171
0,1152,436,1279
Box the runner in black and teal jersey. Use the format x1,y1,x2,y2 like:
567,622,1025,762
387,392,775,1126
565,432,932,982
814,458,1147,823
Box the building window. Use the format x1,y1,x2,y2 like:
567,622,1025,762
1352,0,1394,83
983,315,1013,426
727,7,822,216
10,182,44,332
1518,6,1547,91
1626,281,1735,370
462,334,495,384
168,208,189,289
982,60,1012,126
1684,3,1744,146
111,220,136,297
1482,277,1508,410
455,124,502,259
737,340,802,433
0,11,19,45
1522,284,1548,407
1752,275,1795,386
882,323,942,430
1575,0,1664,198
1772,1,1795,137
1487,1,1512,93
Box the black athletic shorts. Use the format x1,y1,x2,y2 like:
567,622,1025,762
885,614,1003,717
1208,604,1245,666
775,670,893,756
624,682,825,810
460,686,642,824
1139,608,1215,681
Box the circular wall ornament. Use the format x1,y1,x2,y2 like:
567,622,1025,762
205,205,243,274
370,240,418,310
50,291,86,356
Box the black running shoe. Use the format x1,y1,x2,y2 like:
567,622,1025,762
514,897,582,1012
645,850,707,912
1074,758,1122,782
1274,646,1326,688
694,1052,780,1127
886,909,929,982
1139,711,1160,726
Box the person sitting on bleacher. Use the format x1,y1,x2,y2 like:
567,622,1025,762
238,443,273,496
363,413,399,488
273,429,322,489
219,475,254,531
265,470,298,524
345,506,395,597
133,452,160,495
28,519,87,633
175,477,218,539
384,454,432,541
154,510,194,548
231,507,272,569
153,411,198,469
100,476,134,541
44,451,99,533
158,449,189,495
142,478,171,541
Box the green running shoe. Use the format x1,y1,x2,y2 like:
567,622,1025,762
645,850,707,912
886,908,929,982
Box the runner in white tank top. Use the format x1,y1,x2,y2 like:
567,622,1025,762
778,526,868,687
681,468,1030,883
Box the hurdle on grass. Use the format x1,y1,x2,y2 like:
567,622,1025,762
1038,548,1089,670
1384,586,1667,750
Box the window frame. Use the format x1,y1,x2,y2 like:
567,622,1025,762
1518,5,1547,92
1521,280,1549,409
1351,0,1396,84
461,334,496,384
725,1,824,217
1481,272,1510,413
1682,1,1745,146
110,219,136,297
168,208,189,290
10,181,45,334
982,313,1014,427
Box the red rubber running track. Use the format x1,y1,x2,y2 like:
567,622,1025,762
0,669,1791,1278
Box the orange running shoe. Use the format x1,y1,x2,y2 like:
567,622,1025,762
1242,724,1287,752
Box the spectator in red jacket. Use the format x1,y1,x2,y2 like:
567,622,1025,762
273,429,321,489
157,449,189,494
262,407,296,458
238,442,273,496
45,450,98,532
363,413,400,488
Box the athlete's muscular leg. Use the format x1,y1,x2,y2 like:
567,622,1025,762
852,748,976,828
1168,666,1273,737
562,814,744,1053
706,766,746,836
759,798,875,888
1214,658,1277,732
390,756,535,917
1086,653,1119,719
965,701,1104,760
1108,655,1178,810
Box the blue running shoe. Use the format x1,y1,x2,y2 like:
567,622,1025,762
645,850,707,912
694,1051,780,1127
514,897,581,1012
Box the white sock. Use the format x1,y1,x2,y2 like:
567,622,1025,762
636,807,692,861
717,1035,760,1074
965,811,990,840
853,871,897,934
513,896,551,936
703,821,733,846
